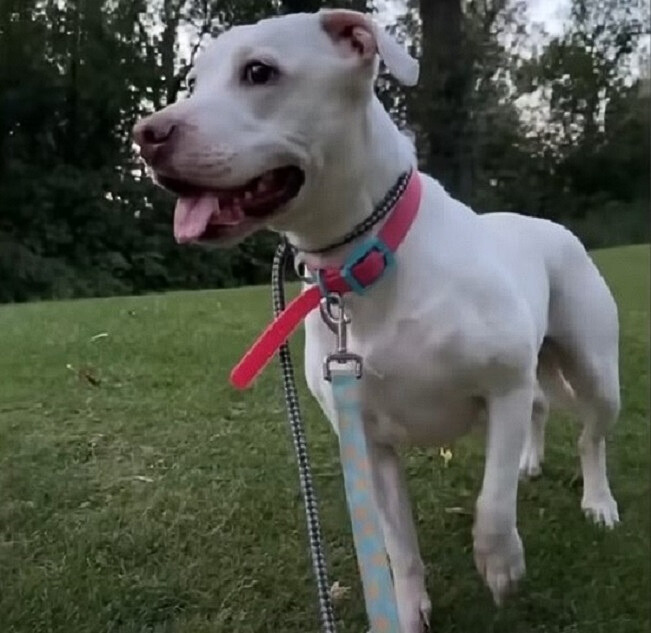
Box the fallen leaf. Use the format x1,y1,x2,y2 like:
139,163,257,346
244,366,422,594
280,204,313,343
132,475,154,483
439,447,453,466
444,506,471,515
330,581,351,602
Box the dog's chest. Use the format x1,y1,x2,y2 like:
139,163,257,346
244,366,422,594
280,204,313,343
305,310,490,446
356,318,487,444
302,218,534,447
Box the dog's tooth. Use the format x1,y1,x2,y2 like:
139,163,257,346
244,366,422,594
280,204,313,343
244,190,253,201
257,180,268,193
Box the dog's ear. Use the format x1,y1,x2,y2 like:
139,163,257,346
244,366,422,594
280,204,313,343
319,9,419,87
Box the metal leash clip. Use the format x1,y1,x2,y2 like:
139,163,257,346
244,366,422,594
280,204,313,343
320,293,363,382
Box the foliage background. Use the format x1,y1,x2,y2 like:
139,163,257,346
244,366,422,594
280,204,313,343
0,0,648,303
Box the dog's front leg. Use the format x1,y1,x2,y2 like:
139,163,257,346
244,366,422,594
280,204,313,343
366,439,431,633
473,383,532,605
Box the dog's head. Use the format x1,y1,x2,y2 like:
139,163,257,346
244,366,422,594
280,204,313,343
132,10,418,246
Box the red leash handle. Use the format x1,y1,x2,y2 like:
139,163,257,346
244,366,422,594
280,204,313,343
230,286,322,389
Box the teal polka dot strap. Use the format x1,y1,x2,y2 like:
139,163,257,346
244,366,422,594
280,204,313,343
331,371,401,633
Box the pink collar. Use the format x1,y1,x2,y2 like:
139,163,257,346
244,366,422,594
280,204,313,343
230,169,422,390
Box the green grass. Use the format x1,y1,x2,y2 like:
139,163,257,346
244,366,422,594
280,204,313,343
1,244,649,633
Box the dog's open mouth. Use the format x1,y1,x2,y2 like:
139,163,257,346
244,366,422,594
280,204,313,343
157,166,305,243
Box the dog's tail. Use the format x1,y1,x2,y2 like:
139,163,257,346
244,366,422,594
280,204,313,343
537,341,578,413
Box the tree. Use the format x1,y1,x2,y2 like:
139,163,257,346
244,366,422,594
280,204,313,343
0,0,647,303
409,0,470,198
511,0,649,242
403,1,532,205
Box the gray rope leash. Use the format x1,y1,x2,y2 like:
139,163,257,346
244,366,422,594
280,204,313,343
271,241,338,633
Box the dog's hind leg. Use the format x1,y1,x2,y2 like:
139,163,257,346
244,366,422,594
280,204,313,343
366,439,431,633
546,243,620,527
572,353,621,527
542,340,620,527
520,339,583,480
519,383,548,479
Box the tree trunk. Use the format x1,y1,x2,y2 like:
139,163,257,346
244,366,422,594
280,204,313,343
65,0,82,164
281,0,367,14
282,0,324,12
417,0,472,200
161,0,184,106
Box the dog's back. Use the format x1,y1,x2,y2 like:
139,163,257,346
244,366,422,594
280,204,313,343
480,211,620,427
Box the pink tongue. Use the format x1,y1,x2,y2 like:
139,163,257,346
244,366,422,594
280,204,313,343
174,195,218,244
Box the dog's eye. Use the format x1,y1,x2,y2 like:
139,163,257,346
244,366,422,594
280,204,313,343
242,61,278,86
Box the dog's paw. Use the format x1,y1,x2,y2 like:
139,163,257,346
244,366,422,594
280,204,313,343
518,448,542,479
519,436,544,480
582,492,619,528
394,575,432,633
473,528,525,606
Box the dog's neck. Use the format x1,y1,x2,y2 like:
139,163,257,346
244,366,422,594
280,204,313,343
271,96,417,257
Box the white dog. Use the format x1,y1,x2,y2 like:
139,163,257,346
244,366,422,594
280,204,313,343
133,10,621,632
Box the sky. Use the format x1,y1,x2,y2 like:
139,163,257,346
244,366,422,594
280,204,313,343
373,0,569,35
179,1,572,66
524,0,568,35
375,0,569,29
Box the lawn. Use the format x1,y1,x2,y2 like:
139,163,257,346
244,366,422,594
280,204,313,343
0,244,649,633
